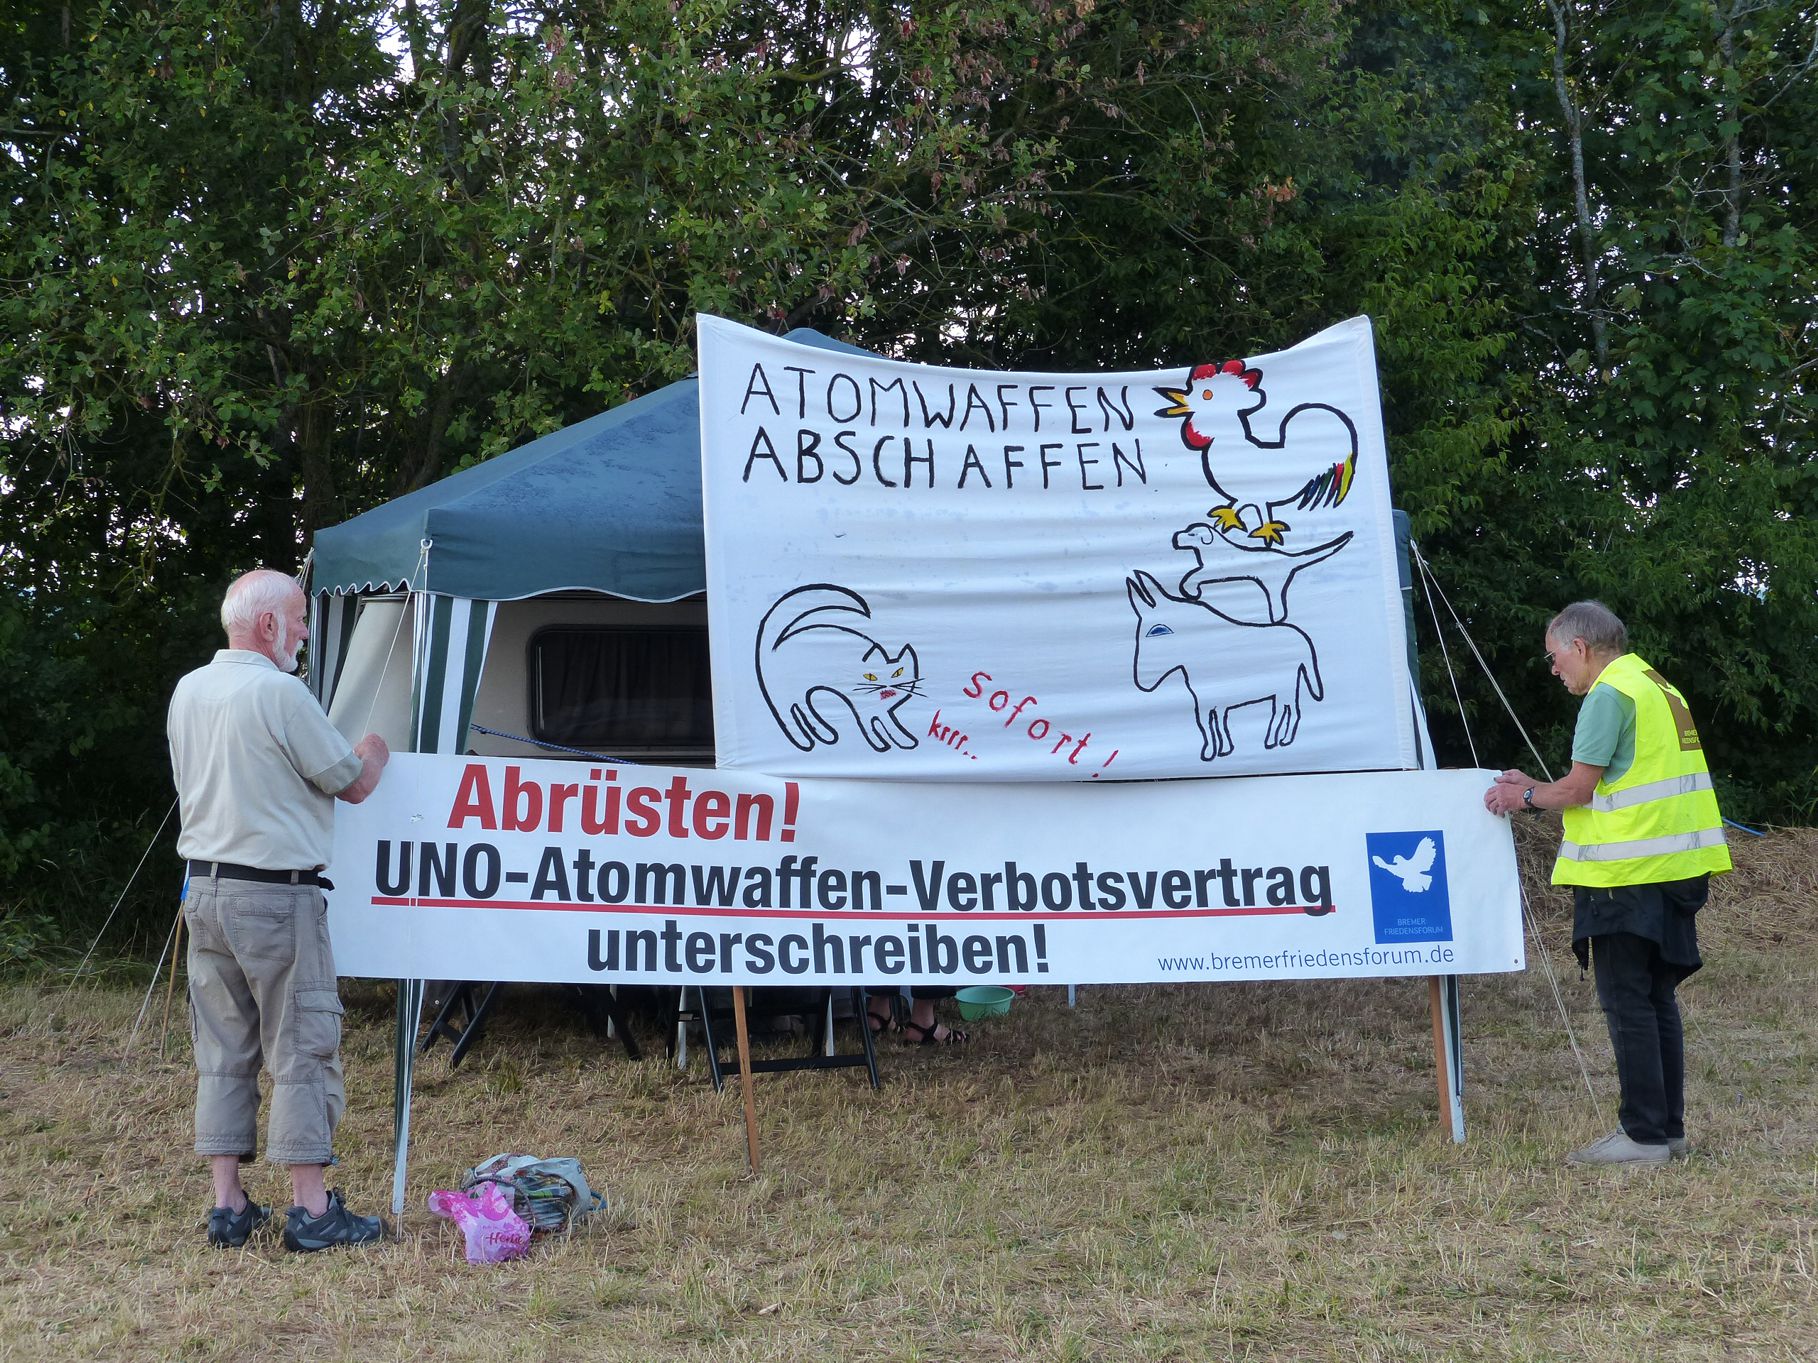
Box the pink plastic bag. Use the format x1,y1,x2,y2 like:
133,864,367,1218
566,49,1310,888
427,1180,533,1264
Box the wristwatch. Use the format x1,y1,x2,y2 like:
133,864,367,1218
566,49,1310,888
1521,787,1538,813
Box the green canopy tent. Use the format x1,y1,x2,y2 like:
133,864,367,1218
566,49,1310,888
306,328,875,1214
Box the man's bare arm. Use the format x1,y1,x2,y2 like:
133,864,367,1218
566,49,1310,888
336,734,390,805
1484,761,1604,815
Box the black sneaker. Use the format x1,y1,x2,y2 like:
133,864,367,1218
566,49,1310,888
282,1190,384,1252
207,1199,271,1248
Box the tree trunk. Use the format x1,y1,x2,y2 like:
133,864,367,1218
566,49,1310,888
1544,0,1608,372
1715,0,1743,248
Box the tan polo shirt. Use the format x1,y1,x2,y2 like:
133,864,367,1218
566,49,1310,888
168,650,363,870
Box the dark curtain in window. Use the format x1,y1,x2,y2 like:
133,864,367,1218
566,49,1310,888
533,628,714,753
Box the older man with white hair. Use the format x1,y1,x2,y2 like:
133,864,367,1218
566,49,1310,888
168,568,389,1250
1485,600,1730,1167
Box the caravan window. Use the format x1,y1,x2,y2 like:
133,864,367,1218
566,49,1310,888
529,626,714,759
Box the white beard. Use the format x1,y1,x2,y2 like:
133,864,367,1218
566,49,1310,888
275,620,303,673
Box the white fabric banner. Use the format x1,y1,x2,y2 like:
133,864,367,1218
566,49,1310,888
326,754,1524,986
698,314,1416,781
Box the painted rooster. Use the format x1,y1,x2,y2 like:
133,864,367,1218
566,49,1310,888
1155,360,1359,546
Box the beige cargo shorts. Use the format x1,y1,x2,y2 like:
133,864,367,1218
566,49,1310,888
185,875,346,1165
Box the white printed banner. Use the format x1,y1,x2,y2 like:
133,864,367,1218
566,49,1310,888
326,753,1524,986
698,314,1417,781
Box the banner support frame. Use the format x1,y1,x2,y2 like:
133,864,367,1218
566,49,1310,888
731,987,762,1173
1428,973,1466,1143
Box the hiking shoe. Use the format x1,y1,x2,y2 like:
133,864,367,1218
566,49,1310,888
282,1190,384,1252
1566,1131,1671,1167
207,1200,271,1248
1667,1136,1690,1160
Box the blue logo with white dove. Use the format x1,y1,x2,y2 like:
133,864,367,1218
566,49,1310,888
1365,830,1453,944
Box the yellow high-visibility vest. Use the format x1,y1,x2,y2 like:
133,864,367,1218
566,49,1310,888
1552,653,1731,887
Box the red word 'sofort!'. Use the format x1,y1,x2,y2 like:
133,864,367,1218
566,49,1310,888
448,764,799,843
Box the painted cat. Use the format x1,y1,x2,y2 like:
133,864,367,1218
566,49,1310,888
755,584,922,753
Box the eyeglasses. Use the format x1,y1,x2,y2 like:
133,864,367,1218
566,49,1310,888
1543,640,1581,667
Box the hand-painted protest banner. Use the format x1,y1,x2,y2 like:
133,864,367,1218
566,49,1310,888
326,753,1524,985
697,314,1417,781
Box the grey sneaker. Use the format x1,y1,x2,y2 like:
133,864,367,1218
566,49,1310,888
207,1199,271,1248
1667,1136,1690,1160
1566,1131,1672,1167
282,1190,384,1252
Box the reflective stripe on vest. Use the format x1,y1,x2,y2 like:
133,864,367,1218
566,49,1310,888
1558,825,1728,863
1585,771,1715,814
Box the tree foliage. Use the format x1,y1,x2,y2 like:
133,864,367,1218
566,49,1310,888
2,0,1814,952
1427,0,1818,816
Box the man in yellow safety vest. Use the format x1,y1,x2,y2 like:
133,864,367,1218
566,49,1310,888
1485,600,1730,1166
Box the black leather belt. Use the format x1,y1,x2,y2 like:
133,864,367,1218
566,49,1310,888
188,860,326,887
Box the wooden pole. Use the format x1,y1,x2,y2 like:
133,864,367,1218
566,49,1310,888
1427,975,1454,1136
730,986,761,1173
159,906,185,1057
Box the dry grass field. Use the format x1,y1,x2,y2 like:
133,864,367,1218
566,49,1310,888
3,819,1816,1362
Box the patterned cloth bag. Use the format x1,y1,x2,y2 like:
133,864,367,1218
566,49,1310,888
460,1153,604,1235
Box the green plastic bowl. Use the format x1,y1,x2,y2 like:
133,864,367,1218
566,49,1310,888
955,986,1015,1021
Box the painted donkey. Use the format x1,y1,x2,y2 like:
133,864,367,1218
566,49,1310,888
1126,570,1325,762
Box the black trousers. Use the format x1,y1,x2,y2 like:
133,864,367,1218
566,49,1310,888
1590,931,1685,1144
